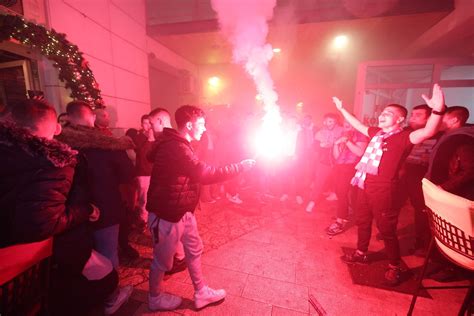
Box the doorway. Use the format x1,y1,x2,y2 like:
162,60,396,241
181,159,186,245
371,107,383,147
0,47,42,116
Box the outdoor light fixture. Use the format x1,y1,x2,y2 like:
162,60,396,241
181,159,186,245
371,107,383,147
333,35,349,49
208,76,220,87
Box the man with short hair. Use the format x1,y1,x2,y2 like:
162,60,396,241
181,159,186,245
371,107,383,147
133,114,155,226
400,104,439,254
335,84,445,286
94,107,113,136
0,99,94,246
57,101,134,268
426,106,473,199
424,106,473,281
305,113,343,212
146,105,255,311
0,99,133,315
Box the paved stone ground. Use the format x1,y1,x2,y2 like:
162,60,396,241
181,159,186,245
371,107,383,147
111,189,469,316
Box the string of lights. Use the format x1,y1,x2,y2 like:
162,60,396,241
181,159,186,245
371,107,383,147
0,13,104,108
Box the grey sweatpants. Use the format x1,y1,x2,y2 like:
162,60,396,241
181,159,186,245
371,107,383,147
148,212,205,295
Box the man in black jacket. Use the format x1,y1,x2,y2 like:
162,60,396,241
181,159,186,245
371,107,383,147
57,101,134,268
0,99,96,247
146,105,255,311
424,106,473,282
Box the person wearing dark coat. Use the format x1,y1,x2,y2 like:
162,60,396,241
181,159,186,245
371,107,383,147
0,100,94,247
426,106,474,200
0,99,133,315
146,105,256,311
56,101,134,269
424,106,474,283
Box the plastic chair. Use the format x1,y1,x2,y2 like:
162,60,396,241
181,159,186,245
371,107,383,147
408,178,474,316
0,238,53,316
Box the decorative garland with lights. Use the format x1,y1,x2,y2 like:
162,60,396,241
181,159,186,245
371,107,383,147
0,13,104,108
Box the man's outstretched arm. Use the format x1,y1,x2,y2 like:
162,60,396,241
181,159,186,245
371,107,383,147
409,84,445,145
333,97,369,137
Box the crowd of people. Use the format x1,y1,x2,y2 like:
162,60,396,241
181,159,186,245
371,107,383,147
0,82,473,314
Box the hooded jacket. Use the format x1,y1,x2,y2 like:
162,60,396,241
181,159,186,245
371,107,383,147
56,125,134,229
0,123,92,247
147,128,243,222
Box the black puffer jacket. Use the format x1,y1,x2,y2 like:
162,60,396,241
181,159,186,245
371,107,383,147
56,125,134,229
147,128,243,222
0,123,92,248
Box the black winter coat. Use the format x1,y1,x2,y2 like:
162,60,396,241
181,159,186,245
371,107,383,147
0,123,92,248
147,128,243,222
56,125,135,229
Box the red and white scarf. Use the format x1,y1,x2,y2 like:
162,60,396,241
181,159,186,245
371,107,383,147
351,128,402,189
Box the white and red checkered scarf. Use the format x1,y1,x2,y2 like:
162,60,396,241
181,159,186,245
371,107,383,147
351,128,402,189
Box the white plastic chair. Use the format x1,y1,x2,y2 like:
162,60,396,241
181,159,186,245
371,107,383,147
408,178,474,316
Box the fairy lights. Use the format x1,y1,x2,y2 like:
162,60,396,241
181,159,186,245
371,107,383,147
0,14,104,108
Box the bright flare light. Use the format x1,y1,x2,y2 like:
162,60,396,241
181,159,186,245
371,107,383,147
254,109,283,161
272,47,281,53
333,35,348,49
208,76,220,87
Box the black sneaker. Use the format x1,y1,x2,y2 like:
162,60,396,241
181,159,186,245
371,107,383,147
341,251,369,264
384,265,401,286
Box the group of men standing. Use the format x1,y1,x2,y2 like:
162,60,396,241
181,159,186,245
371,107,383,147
0,99,255,314
0,81,472,313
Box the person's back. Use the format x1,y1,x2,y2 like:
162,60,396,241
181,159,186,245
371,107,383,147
0,99,92,247
57,101,134,268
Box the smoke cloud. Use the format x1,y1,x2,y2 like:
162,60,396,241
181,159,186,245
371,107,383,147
211,0,279,120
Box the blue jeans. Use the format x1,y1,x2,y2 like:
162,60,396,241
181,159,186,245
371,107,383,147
94,224,120,268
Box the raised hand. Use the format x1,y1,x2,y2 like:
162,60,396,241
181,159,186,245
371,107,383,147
332,97,343,111
421,84,445,112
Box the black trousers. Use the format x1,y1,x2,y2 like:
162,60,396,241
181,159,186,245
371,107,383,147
400,163,430,248
50,268,118,316
355,182,401,265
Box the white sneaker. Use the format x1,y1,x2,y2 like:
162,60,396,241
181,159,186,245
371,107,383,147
280,194,289,202
227,193,243,205
194,285,226,309
296,195,304,205
325,192,338,201
104,285,133,315
148,292,182,311
306,201,315,213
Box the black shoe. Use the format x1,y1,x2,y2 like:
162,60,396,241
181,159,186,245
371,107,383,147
341,251,369,264
165,258,187,275
120,244,139,259
384,265,401,286
429,267,459,282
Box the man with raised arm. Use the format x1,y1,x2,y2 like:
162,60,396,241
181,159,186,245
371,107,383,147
335,84,445,286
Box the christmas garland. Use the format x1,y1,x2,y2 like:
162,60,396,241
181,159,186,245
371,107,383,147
0,13,104,108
